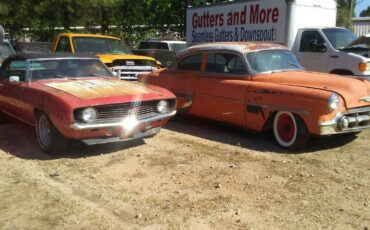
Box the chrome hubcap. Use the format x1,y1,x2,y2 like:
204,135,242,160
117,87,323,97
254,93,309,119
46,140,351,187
38,115,51,147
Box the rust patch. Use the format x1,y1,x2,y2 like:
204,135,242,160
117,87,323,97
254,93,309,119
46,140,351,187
44,79,155,100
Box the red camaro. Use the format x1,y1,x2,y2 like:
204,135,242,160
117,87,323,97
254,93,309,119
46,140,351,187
0,53,176,154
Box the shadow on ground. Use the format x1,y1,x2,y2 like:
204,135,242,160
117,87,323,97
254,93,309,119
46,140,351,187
164,114,358,154
0,121,144,160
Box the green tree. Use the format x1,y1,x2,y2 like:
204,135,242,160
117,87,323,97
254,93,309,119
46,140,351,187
360,6,370,16
337,0,357,28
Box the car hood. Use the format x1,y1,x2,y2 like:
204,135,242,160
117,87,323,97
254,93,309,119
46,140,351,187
255,71,370,108
344,34,370,49
42,78,159,100
97,54,157,64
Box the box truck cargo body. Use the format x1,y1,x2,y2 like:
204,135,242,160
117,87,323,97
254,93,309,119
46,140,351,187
186,0,370,78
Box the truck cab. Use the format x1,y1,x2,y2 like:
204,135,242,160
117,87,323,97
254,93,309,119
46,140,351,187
0,25,15,66
291,27,370,78
51,33,161,80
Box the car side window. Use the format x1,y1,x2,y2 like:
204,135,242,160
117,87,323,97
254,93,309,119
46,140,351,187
300,31,325,52
177,54,202,71
205,53,246,74
55,36,72,53
4,61,26,81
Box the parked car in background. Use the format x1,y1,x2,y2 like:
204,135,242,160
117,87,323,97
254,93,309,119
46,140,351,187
138,40,187,53
133,49,177,68
0,25,15,66
51,33,161,81
0,53,176,154
140,42,370,150
13,42,52,53
0,40,15,66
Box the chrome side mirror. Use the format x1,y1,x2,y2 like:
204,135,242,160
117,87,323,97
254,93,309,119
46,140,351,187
9,76,20,82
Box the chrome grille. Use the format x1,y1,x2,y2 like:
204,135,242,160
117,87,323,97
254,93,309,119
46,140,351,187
96,103,157,121
111,66,157,81
74,101,159,123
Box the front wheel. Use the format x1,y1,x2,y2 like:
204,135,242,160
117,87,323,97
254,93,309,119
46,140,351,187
273,111,309,150
35,112,69,154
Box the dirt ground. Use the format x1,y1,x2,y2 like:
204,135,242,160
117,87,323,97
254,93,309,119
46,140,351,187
0,115,369,230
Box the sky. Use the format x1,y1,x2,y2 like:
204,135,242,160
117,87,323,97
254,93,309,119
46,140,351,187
355,0,370,16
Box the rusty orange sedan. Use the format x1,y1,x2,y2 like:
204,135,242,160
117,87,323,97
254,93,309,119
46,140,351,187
140,42,370,150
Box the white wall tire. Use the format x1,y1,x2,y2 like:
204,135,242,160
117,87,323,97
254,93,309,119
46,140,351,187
273,111,309,150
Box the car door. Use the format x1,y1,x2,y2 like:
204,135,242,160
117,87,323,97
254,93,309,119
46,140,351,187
158,53,203,111
295,30,329,72
191,51,250,126
0,60,28,120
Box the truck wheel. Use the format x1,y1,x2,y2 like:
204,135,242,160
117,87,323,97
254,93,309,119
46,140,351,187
35,112,68,154
273,111,309,150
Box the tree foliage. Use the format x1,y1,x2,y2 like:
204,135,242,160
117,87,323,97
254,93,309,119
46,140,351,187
337,0,357,28
360,6,370,17
0,0,360,46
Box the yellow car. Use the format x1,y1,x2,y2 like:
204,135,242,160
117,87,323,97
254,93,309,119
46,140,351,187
51,33,161,80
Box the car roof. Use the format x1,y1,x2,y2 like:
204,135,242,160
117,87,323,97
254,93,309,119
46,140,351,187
59,33,120,40
143,40,186,44
181,42,288,56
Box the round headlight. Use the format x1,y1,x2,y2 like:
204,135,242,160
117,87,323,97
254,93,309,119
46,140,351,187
328,93,340,111
80,107,97,123
157,100,169,114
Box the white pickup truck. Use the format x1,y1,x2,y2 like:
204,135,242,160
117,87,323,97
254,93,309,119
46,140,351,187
0,26,15,66
186,0,370,79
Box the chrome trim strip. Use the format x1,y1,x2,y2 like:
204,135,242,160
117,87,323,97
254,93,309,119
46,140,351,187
1,110,35,126
246,103,310,115
71,110,176,130
360,96,370,102
345,106,370,114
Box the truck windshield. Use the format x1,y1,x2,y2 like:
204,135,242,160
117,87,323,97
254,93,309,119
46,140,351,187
29,58,113,81
322,28,357,50
0,42,15,63
247,50,303,74
169,43,187,52
72,37,133,55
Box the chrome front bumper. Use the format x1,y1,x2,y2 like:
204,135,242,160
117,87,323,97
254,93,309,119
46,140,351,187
81,127,161,145
319,107,370,135
71,111,176,130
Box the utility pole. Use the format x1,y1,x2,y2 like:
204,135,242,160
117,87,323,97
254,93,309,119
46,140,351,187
349,0,355,19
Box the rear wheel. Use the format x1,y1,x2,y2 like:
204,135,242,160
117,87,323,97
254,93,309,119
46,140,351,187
35,112,69,154
273,111,309,150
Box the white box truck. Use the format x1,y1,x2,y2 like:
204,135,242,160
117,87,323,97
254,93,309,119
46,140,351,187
186,0,370,79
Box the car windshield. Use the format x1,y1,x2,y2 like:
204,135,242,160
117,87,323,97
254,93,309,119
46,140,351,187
247,50,303,74
322,28,357,50
169,43,186,52
0,42,15,63
29,58,113,81
72,37,133,54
